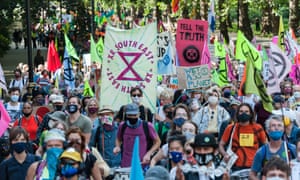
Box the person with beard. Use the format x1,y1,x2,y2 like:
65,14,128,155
115,87,153,122
169,133,224,180
13,102,42,142
0,127,41,180
26,129,66,180
219,103,267,172
113,103,161,167
65,95,92,145
90,105,121,169
193,88,230,137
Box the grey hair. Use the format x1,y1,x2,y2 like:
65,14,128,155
265,114,283,131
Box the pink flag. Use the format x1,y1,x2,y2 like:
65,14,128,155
290,64,300,85
47,41,61,72
200,40,211,69
0,101,11,137
225,53,236,81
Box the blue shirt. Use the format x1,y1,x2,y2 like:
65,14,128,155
251,142,296,173
0,153,41,180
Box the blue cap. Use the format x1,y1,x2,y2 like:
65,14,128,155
125,103,139,115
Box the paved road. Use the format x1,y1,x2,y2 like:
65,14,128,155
0,42,47,84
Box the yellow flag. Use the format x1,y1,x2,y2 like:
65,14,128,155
83,80,94,97
278,16,285,50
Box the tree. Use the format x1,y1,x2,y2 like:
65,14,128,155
289,0,299,33
238,0,253,41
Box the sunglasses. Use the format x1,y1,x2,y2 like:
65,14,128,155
131,94,142,97
60,159,78,165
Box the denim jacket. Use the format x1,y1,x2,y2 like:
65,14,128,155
192,105,230,134
90,120,121,167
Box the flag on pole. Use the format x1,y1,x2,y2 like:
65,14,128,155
54,75,59,89
201,40,211,69
214,40,226,58
129,137,144,180
90,36,103,63
225,53,235,81
278,16,285,50
83,80,94,97
158,42,175,75
171,0,180,13
216,57,229,87
0,101,11,137
245,56,273,112
235,30,263,71
63,49,75,89
0,64,7,93
47,41,61,72
208,0,216,32
64,33,79,60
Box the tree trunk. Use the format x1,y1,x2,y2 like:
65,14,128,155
200,0,208,20
227,12,233,28
289,0,299,33
261,2,273,35
238,0,253,41
195,0,201,19
218,0,229,44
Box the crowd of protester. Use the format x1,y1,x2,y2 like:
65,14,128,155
1,59,300,180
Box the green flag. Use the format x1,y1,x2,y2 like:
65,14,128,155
278,16,284,50
90,36,103,63
214,40,226,58
244,57,273,112
83,80,94,97
235,31,262,71
64,33,79,60
216,57,229,87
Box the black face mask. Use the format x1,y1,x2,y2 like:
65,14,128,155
127,117,138,125
54,105,63,111
194,153,214,165
23,111,32,117
237,113,252,123
166,111,173,119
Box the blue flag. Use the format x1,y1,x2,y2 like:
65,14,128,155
130,137,144,180
158,43,174,75
63,49,75,89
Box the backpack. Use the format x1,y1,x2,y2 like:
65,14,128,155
17,114,40,127
12,78,26,88
260,143,296,168
121,121,153,151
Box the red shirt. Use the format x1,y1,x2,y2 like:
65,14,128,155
13,115,41,141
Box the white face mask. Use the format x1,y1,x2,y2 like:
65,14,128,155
194,94,201,99
208,96,218,105
131,96,141,104
191,100,200,110
266,177,285,180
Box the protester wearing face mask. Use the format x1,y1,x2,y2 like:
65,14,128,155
113,103,161,167
36,94,65,143
261,157,290,180
272,94,297,124
155,88,174,122
193,88,230,138
26,129,66,180
13,102,42,141
219,103,267,172
249,115,297,180
90,105,121,169
115,87,153,122
86,98,100,129
57,148,88,180
3,87,23,137
66,96,92,145
9,68,26,90
0,127,41,180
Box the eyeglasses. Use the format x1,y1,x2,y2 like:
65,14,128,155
131,94,142,97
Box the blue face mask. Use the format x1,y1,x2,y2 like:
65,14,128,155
268,130,283,141
61,164,79,178
11,142,27,154
183,131,195,141
169,151,183,163
47,147,63,179
10,95,19,102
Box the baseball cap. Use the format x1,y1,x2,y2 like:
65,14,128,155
125,103,139,115
145,166,170,180
191,133,217,148
52,95,64,103
60,147,82,162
